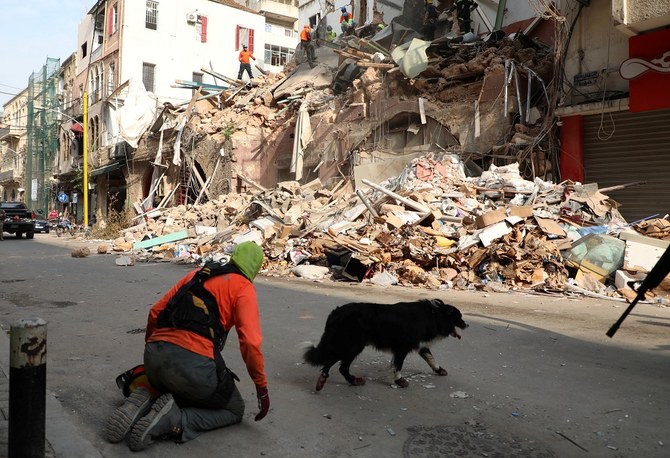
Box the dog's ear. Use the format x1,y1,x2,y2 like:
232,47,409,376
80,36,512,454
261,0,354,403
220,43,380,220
430,299,445,308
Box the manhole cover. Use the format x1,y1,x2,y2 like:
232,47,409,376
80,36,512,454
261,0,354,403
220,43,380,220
403,424,555,458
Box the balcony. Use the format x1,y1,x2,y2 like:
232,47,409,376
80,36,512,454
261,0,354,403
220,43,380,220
0,125,21,141
0,169,15,183
612,0,670,34
249,0,298,23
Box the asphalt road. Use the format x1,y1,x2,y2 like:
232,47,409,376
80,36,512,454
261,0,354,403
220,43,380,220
0,234,668,457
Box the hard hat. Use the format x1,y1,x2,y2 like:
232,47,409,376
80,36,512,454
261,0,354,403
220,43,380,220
242,44,247,49
304,24,310,28
341,6,347,12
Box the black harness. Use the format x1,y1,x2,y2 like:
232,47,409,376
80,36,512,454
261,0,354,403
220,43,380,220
156,262,241,355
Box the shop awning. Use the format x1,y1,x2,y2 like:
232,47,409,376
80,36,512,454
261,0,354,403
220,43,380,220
89,161,124,178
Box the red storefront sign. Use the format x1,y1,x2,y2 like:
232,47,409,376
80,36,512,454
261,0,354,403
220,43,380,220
620,28,670,112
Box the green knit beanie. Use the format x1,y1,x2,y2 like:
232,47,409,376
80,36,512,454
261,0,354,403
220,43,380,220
230,241,265,281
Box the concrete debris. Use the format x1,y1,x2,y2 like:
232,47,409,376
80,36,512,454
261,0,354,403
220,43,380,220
96,24,669,303
106,149,670,303
71,247,91,258
115,255,136,266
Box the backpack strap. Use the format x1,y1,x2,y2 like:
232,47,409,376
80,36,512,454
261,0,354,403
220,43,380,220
158,262,242,354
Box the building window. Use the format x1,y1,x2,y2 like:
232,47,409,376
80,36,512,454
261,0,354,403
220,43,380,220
235,26,254,52
146,1,158,30
142,62,155,93
264,44,294,67
107,63,116,96
109,3,118,35
285,28,292,37
81,42,88,58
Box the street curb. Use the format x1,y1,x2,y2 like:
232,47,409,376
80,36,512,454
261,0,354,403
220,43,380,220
0,327,103,458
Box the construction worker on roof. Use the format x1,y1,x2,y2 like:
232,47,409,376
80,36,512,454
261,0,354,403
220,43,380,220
237,44,255,81
448,0,479,35
326,25,337,42
423,1,440,40
339,6,354,35
300,24,317,67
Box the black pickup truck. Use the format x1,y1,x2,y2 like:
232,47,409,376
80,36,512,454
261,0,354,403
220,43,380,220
1,201,35,239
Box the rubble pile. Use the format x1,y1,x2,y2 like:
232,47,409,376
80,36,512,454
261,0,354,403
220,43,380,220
100,21,669,303
111,152,667,300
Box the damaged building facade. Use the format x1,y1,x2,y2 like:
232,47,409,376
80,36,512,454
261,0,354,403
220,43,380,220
557,0,670,222
2,0,669,301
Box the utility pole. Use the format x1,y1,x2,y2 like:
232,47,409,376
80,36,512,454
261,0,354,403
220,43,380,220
83,92,89,227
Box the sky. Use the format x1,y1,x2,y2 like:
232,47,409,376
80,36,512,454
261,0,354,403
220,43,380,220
0,0,91,108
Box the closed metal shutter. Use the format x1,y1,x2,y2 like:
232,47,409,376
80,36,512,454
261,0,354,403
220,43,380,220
582,109,670,222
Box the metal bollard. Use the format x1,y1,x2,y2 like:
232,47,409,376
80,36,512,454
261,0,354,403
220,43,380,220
8,318,47,458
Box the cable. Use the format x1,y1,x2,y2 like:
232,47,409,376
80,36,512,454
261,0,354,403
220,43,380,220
597,17,615,141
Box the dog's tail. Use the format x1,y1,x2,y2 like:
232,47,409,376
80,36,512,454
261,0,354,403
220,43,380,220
302,341,325,366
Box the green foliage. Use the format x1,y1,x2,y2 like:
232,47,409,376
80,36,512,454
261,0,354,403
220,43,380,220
220,121,236,140
67,167,86,193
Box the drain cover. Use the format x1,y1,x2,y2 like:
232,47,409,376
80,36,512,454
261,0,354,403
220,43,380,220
403,424,555,458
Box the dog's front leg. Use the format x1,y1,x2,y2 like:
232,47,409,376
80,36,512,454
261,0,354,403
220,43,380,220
392,352,410,387
419,347,448,376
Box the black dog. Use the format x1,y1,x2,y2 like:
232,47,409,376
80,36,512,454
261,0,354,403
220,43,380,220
303,299,467,390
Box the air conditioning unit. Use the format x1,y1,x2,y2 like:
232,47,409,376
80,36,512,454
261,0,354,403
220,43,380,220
186,12,197,23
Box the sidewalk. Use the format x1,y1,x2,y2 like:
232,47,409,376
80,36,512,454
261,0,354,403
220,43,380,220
0,328,103,458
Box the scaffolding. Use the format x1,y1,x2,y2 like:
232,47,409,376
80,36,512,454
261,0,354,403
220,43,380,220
26,57,60,214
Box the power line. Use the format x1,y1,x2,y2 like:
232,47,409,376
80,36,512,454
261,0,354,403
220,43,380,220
0,90,19,96
0,82,23,90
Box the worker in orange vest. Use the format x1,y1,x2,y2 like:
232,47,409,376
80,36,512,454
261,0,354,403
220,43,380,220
237,44,255,81
300,24,316,67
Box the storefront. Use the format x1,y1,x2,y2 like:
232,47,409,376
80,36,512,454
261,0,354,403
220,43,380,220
559,28,670,222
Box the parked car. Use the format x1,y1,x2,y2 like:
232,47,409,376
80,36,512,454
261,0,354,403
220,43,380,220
0,201,35,239
34,218,50,233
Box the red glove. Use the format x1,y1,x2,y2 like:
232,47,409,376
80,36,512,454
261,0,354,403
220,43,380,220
254,385,270,421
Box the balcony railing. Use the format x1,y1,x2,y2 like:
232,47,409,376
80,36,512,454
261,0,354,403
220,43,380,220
0,125,21,141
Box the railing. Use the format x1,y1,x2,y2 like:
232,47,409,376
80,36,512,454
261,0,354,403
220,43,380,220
0,169,15,181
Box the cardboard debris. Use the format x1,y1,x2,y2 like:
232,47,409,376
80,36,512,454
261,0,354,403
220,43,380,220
93,28,666,299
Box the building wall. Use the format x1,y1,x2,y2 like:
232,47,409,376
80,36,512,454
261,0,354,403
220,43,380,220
299,0,557,39
562,0,630,107
263,19,299,72
613,0,670,30
120,0,265,105
0,89,29,201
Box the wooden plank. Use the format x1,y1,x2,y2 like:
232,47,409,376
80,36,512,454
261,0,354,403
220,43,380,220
200,67,243,87
355,62,396,69
238,173,268,193
255,64,269,76
132,229,190,250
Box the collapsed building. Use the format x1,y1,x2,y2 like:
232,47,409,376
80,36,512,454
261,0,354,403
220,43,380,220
95,13,669,303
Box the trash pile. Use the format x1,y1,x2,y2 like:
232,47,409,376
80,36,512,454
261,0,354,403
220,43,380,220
109,152,669,301
97,17,670,303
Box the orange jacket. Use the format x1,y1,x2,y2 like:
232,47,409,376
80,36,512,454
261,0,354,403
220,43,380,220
146,269,267,387
340,12,352,23
239,50,254,64
300,28,311,42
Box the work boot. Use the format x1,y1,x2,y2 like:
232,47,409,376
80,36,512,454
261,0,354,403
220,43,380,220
103,387,154,443
128,393,183,451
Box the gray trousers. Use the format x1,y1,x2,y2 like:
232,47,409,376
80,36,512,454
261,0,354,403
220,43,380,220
144,341,245,442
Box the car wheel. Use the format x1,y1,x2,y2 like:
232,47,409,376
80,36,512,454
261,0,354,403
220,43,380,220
45,227,50,233
16,231,22,239
26,232,34,239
